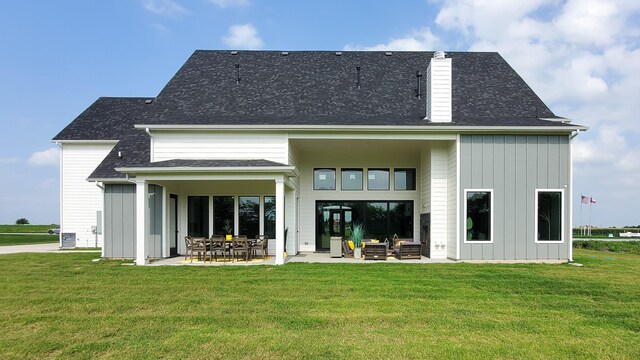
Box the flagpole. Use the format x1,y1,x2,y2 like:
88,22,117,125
589,200,592,236
580,196,583,236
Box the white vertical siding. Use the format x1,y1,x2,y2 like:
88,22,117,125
61,143,114,247
153,132,288,164
430,143,449,259
420,146,431,214
447,140,457,259
426,58,452,123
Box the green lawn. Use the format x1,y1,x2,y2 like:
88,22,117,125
0,224,58,233
0,250,638,359
0,234,59,246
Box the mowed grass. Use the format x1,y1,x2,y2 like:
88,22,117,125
0,234,59,246
0,224,57,233
1,250,638,359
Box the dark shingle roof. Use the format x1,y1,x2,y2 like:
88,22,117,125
140,50,558,126
120,159,287,168
87,131,149,180
53,97,154,141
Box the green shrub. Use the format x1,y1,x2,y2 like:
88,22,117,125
15,218,29,225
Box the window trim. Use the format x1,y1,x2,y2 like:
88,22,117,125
313,168,336,190
463,189,494,244
393,168,417,191
367,168,390,191
341,168,363,191
534,189,565,244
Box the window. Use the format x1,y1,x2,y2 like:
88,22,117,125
239,196,260,239
314,169,336,190
367,169,389,190
188,196,209,237
536,190,563,242
394,168,416,190
264,196,276,239
465,190,492,242
213,196,234,235
341,169,363,190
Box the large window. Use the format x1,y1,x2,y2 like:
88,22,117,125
188,196,209,237
264,196,276,239
465,190,492,242
239,196,260,239
367,169,389,190
394,168,416,190
213,196,234,235
536,190,563,242
341,169,363,190
314,169,336,190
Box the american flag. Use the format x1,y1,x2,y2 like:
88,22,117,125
581,195,590,204
591,197,597,204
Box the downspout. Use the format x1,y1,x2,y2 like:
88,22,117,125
145,128,154,162
94,181,104,251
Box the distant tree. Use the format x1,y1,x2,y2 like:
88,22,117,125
15,218,29,225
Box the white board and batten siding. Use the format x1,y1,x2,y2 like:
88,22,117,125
152,132,289,164
61,143,114,247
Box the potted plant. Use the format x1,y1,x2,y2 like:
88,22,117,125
351,223,364,259
223,219,233,241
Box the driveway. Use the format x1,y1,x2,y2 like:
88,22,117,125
0,243,60,255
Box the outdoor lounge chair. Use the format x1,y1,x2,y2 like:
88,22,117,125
342,239,353,258
393,242,422,260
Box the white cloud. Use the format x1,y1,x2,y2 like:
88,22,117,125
142,0,188,17
28,148,59,166
208,0,250,9
222,23,263,49
344,28,440,51
433,0,640,225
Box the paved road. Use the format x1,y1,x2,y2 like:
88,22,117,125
0,243,60,255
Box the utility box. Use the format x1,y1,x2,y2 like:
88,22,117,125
61,233,76,248
330,236,342,258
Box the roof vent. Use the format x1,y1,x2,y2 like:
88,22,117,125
144,99,153,104
434,51,446,59
385,52,392,56
118,151,123,159
335,51,342,56
230,51,238,55
281,51,289,56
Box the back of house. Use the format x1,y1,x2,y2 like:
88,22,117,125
52,50,586,264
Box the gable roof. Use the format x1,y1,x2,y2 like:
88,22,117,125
139,50,559,126
52,97,154,141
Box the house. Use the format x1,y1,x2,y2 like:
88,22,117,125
52,50,587,265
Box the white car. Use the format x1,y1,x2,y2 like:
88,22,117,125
48,228,60,235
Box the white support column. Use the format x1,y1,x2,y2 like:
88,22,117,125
162,186,169,258
275,177,285,265
135,180,148,265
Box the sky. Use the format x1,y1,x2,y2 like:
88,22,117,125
1,0,639,227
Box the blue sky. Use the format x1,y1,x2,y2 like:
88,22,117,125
1,0,639,227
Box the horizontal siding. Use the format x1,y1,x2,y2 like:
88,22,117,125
428,58,452,123
447,140,457,259
459,135,571,260
153,132,288,164
61,143,114,247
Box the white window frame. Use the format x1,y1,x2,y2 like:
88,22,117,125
463,189,494,244
535,189,565,243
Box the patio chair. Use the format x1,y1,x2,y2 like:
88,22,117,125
232,236,250,262
342,239,354,258
393,241,422,260
209,235,227,262
186,236,207,263
254,235,269,260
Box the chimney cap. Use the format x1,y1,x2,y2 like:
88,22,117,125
434,51,446,59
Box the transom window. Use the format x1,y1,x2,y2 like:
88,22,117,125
367,169,389,190
465,190,493,242
314,168,336,190
341,169,363,190
394,168,416,190
536,190,563,242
